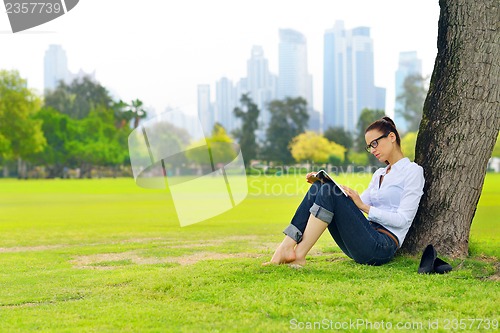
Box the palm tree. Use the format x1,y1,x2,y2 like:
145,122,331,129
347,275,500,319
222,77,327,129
130,99,147,128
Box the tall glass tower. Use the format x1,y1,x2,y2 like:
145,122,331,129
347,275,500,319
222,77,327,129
44,44,70,93
323,21,378,133
215,77,238,133
278,29,313,108
246,45,276,140
197,84,213,135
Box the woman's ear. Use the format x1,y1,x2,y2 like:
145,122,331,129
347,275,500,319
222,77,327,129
389,132,396,143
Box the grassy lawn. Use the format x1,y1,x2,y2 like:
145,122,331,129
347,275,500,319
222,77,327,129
0,173,498,332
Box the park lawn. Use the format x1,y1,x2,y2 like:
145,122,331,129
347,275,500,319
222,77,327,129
0,173,498,332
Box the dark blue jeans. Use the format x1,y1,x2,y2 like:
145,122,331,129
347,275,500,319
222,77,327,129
283,181,398,265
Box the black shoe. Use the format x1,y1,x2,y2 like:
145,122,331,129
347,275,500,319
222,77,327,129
418,244,437,274
418,244,453,274
434,257,453,274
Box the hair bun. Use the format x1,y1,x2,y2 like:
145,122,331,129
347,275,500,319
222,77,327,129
383,116,396,128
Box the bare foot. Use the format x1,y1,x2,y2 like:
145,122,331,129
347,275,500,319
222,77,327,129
288,257,306,267
262,246,296,266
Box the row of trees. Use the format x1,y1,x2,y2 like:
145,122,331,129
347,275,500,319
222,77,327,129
1,68,498,179
0,70,146,178
233,93,421,170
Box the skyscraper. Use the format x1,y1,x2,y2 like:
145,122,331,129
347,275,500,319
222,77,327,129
246,45,277,140
278,29,313,108
197,84,213,134
395,51,422,133
323,21,382,133
215,77,238,133
44,44,70,93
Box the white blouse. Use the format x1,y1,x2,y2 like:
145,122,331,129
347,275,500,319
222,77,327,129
360,157,425,247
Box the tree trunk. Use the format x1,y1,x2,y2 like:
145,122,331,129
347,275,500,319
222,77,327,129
401,0,500,257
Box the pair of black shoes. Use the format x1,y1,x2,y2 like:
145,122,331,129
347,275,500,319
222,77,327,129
418,244,453,274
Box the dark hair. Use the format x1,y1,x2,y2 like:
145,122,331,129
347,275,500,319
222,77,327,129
365,116,401,147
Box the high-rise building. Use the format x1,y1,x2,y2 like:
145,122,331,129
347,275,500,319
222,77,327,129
395,51,422,133
44,44,97,94
246,45,277,140
44,44,70,93
323,21,382,133
197,84,213,135
278,29,316,131
215,77,238,133
278,29,313,107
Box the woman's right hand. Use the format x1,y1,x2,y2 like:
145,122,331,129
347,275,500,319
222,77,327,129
306,172,319,184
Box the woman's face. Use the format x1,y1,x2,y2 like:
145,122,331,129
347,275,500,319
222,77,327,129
365,130,393,162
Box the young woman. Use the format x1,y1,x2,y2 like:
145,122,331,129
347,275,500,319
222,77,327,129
263,117,425,267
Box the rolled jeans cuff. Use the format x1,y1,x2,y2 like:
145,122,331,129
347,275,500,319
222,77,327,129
309,203,334,224
283,224,303,243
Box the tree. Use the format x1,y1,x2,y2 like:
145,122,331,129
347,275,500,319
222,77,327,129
233,94,259,168
112,99,134,129
396,74,428,133
0,70,46,177
31,107,73,177
44,76,113,119
64,107,130,177
261,97,309,165
401,0,500,257
130,99,147,129
290,131,346,164
186,123,237,170
324,126,353,163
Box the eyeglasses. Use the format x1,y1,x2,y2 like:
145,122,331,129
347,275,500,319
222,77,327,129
365,133,390,153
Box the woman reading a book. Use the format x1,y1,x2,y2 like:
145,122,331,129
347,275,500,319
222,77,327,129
263,117,425,267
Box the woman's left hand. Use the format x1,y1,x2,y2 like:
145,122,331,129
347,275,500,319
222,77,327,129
341,186,370,214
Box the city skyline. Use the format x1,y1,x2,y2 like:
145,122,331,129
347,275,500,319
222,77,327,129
0,0,440,121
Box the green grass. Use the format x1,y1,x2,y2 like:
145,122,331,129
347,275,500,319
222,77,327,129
0,173,498,332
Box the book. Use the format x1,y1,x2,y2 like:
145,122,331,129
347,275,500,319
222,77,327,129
315,170,348,197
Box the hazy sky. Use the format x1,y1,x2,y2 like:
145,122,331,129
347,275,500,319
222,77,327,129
1,0,440,119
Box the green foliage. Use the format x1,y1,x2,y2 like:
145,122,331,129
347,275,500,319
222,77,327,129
492,132,500,158
44,76,113,119
289,131,346,164
348,151,369,166
323,126,353,150
31,107,72,176
396,74,428,133
129,99,147,129
401,131,418,161
324,126,353,163
0,70,46,160
32,106,132,177
233,94,259,167
262,97,309,164
186,123,237,167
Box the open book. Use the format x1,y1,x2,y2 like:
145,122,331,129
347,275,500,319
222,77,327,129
315,170,348,197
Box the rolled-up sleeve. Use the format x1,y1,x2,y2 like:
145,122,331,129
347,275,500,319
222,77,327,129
368,166,424,228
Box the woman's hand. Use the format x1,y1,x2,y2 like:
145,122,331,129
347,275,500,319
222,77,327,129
306,172,319,184
341,186,370,214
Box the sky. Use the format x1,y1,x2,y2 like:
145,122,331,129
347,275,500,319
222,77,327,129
0,0,440,119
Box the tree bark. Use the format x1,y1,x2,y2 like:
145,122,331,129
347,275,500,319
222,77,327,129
401,0,500,257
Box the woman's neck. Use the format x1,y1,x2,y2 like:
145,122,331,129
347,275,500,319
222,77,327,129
387,150,405,167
